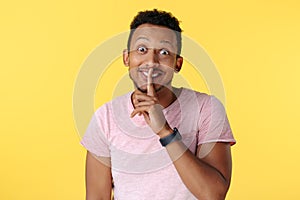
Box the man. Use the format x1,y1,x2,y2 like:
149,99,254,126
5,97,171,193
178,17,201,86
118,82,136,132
81,9,236,200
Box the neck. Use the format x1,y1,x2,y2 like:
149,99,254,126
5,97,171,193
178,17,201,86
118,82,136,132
156,86,180,108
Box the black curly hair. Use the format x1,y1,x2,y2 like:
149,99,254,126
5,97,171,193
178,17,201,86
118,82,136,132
127,9,182,55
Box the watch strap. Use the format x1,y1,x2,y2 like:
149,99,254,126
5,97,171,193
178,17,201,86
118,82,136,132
159,127,182,147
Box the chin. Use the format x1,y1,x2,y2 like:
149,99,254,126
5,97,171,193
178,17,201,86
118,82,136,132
136,84,165,94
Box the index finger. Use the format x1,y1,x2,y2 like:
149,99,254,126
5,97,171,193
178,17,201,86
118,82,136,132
147,68,154,96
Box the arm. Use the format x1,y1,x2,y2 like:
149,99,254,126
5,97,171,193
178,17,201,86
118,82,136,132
132,92,233,199
131,93,232,198
165,141,232,200
85,151,112,200
131,70,233,199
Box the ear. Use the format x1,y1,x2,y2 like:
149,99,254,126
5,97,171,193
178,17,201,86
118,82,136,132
123,49,130,67
175,56,183,73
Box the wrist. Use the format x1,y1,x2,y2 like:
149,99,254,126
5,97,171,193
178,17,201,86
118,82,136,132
157,124,173,138
159,127,182,147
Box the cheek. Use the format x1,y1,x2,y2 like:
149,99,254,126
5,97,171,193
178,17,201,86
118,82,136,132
128,68,137,78
161,62,176,73
159,57,177,67
129,54,143,66
128,68,141,82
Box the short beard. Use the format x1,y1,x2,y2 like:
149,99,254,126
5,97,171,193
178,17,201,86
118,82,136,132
133,80,172,94
136,84,164,93
129,73,172,94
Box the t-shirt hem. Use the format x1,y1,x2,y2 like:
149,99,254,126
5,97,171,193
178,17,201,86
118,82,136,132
198,139,236,146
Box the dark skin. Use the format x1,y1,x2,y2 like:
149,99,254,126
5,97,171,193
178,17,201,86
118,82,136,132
85,153,112,200
85,24,233,200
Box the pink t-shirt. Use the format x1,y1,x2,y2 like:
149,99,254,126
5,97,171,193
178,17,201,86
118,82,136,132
81,88,236,200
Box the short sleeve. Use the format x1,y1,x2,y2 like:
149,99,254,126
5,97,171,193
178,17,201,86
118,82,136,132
197,95,236,145
80,106,111,157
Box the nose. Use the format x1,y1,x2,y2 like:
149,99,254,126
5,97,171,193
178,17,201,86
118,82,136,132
144,49,159,67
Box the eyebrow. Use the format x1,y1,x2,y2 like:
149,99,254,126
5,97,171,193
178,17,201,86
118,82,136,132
135,36,175,51
160,40,175,48
134,37,175,50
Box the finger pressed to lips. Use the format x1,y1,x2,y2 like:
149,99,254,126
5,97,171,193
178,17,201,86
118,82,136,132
131,68,159,117
137,67,164,76
147,68,153,96
135,67,164,85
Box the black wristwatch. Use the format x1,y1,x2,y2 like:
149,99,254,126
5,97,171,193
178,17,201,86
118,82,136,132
159,127,182,147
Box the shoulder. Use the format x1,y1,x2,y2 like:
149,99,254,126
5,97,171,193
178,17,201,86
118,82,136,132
180,87,211,103
180,87,209,99
180,88,225,111
94,91,133,118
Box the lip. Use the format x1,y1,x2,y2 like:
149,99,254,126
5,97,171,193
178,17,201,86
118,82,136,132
142,71,161,78
138,69,164,80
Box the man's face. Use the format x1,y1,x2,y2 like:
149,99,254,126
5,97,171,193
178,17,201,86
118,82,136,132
123,23,182,93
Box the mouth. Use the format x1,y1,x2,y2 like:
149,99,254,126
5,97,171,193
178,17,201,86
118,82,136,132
132,68,168,93
142,71,161,78
138,69,164,79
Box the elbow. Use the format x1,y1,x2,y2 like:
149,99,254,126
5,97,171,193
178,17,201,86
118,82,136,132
210,182,230,200
210,176,231,200
212,184,230,200
195,181,230,200
212,189,228,200
198,190,228,200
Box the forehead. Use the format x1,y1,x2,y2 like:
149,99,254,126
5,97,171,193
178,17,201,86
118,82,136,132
130,24,177,48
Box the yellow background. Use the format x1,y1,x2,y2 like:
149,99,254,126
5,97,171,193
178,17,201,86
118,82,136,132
1,0,300,199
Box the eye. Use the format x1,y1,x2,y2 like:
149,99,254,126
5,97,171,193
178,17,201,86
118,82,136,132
137,46,147,54
159,49,169,55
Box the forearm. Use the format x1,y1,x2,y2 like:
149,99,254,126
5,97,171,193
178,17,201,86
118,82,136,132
165,141,231,200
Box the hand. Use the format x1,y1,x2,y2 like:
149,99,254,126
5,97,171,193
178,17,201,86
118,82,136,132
131,68,172,137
